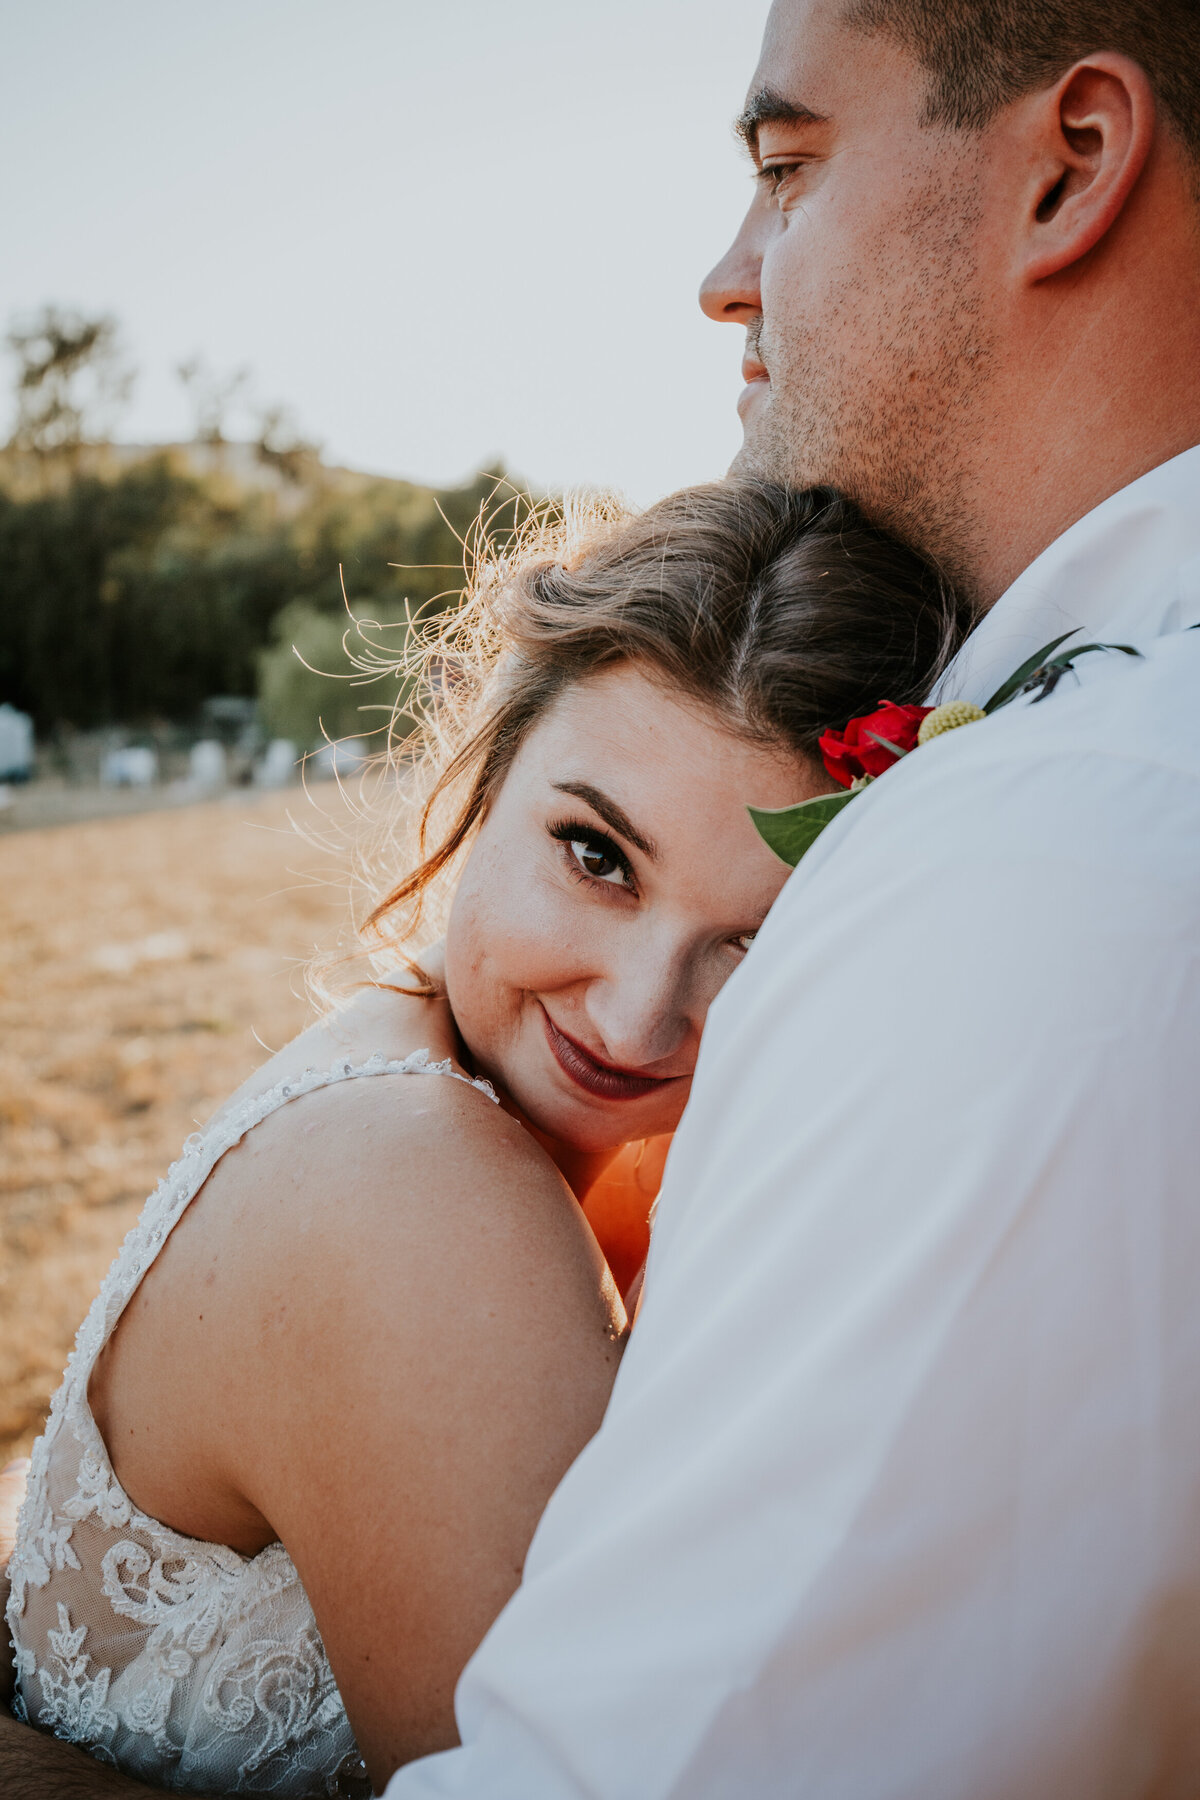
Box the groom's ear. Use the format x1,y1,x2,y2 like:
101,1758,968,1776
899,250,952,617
1015,53,1156,285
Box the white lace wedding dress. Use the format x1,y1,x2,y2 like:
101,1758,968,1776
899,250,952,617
5,1050,497,1797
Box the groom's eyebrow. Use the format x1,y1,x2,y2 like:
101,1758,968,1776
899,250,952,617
735,86,828,157
553,781,659,861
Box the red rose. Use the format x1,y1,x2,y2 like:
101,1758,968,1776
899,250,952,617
818,701,933,789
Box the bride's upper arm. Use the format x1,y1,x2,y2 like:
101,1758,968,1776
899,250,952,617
206,1074,625,1789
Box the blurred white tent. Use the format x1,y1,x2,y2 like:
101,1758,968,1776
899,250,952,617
0,704,34,781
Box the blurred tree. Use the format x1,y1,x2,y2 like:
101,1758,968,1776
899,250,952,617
0,308,538,738
257,599,418,750
0,451,533,735
0,455,284,728
6,307,133,468
177,356,251,449
254,403,321,486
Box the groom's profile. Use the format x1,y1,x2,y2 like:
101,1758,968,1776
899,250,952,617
708,0,1200,611
6,0,1200,1794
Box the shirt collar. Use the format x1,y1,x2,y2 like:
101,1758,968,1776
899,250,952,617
933,443,1200,706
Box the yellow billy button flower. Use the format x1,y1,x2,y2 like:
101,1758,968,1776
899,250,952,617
917,700,986,745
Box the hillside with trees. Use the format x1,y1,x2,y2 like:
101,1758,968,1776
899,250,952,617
0,306,532,753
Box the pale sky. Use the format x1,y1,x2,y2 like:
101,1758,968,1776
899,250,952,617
0,0,771,505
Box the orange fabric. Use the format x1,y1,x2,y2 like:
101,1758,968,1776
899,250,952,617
580,1136,672,1299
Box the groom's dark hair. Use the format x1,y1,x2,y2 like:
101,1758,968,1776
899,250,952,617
846,0,1200,164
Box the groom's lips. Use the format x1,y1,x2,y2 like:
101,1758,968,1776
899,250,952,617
540,1007,681,1103
738,353,770,420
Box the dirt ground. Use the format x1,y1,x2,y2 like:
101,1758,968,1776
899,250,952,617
0,789,353,1463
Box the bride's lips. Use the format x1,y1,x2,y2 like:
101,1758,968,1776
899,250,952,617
540,1007,681,1103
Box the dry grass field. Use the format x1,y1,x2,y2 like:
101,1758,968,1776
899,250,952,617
0,790,352,1463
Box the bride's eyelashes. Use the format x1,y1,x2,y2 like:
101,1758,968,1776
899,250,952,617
548,819,637,895
547,819,761,947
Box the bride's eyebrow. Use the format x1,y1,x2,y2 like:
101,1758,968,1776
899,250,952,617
551,781,659,862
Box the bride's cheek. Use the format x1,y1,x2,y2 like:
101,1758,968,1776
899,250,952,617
506,886,586,996
448,871,565,1052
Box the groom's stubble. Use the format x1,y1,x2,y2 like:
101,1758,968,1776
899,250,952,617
719,0,1001,604
733,159,997,605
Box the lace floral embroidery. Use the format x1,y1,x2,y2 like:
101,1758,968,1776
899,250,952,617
64,1442,132,1532
35,1603,119,1760
201,1630,356,1787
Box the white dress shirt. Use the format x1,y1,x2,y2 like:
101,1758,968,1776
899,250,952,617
388,446,1200,1800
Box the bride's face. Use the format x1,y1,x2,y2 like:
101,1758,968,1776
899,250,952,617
443,660,833,1154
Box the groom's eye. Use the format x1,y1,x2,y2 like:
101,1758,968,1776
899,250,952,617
756,162,805,202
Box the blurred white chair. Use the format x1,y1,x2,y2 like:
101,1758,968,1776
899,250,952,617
255,738,298,788
188,739,227,789
311,737,368,781
101,745,158,787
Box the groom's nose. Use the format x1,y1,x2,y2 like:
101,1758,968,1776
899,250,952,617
700,209,764,325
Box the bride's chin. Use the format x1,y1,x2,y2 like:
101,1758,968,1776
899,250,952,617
520,1096,632,1156
477,1030,683,1153
504,1079,659,1159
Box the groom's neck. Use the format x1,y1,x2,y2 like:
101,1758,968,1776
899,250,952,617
951,211,1200,612
964,364,1200,614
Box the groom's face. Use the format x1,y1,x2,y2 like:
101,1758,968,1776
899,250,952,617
702,0,997,580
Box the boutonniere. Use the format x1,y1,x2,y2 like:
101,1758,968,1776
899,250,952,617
750,631,1141,867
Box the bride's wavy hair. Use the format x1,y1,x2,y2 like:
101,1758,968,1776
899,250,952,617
348,479,969,986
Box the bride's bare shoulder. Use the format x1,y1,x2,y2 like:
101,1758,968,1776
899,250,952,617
198,1052,600,1298
101,1044,622,1537
197,964,591,1284
97,1043,623,1778
168,1039,626,1407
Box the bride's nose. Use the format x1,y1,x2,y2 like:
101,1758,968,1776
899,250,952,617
584,945,697,1071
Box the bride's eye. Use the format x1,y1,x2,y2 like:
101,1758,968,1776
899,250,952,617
731,930,757,954
550,821,634,891
573,840,622,882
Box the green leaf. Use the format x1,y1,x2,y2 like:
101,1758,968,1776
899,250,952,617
1029,640,1142,700
1061,641,1140,661
1038,640,1139,670
748,791,860,867
863,730,908,759
982,631,1079,713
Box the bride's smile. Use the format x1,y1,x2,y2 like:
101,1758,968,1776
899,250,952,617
539,1006,677,1103
442,661,827,1156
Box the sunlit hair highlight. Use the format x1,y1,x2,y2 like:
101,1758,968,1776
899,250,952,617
346,480,969,990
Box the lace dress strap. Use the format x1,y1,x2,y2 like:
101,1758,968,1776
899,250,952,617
66,1047,498,1392
5,1047,497,1799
